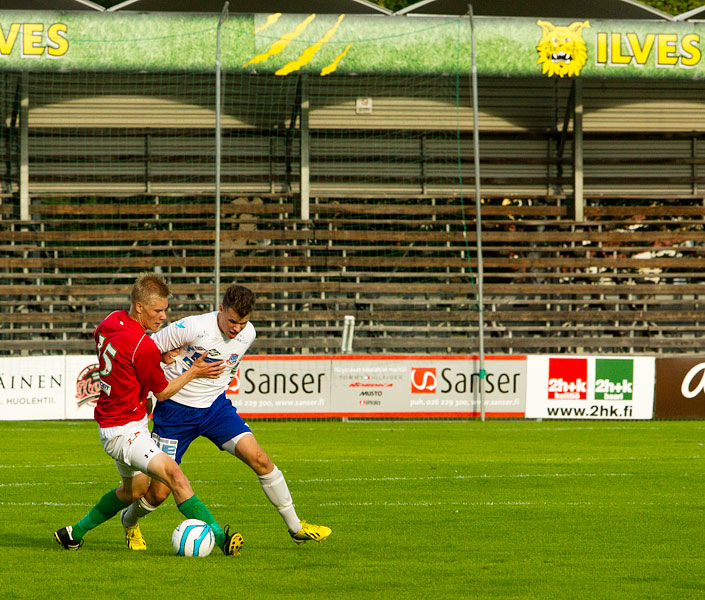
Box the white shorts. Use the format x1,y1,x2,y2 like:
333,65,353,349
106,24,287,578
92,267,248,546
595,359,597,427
99,416,164,478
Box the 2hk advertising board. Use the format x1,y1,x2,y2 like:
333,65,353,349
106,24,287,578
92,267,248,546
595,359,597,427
525,356,655,419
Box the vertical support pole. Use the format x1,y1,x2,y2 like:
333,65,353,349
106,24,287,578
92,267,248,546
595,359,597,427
469,5,486,421
573,76,584,221
692,136,697,196
20,72,29,221
300,74,310,221
215,2,229,308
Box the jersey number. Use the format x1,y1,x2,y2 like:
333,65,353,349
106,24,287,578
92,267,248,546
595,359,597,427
97,334,117,376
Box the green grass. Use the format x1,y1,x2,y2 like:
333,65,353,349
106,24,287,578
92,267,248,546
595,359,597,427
1,420,704,599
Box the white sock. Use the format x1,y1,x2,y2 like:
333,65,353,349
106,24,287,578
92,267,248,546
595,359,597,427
122,497,158,528
258,465,301,533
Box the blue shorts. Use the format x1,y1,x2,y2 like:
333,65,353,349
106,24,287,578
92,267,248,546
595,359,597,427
151,392,251,464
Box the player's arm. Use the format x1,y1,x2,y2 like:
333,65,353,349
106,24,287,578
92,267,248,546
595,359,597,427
150,318,191,358
153,353,224,401
161,349,180,365
134,336,224,402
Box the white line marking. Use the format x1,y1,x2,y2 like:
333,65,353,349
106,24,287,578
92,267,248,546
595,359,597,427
315,499,662,508
290,472,633,484
1,454,700,470
0,502,94,507
0,499,673,510
0,472,632,489
0,481,97,488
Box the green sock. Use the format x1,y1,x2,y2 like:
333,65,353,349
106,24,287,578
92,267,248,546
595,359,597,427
72,488,130,540
177,495,224,548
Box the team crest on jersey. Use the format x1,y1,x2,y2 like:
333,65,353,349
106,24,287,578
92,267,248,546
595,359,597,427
226,353,239,365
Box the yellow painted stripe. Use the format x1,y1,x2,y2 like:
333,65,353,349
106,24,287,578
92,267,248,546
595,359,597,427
245,14,316,67
320,43,352,76
254,13,282,34
276,14,345,76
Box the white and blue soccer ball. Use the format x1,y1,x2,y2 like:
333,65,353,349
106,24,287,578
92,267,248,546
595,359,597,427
172,519,215,557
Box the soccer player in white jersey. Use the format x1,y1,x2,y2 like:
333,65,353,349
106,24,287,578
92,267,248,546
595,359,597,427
120,284,331,550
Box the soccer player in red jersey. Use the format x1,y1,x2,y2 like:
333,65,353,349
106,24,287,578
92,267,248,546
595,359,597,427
54,273,243,555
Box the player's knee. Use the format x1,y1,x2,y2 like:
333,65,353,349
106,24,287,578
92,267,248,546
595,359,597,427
128,486,147,502
118,474,149,502
163,460,184,483
164,462,192,495
146,484,171,506
250,449,274,475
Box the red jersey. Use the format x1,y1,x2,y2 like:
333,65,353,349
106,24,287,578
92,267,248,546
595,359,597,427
93,310,168,427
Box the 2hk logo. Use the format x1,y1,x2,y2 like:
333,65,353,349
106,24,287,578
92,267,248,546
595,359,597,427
411,368,436,393
547,358,587,400
594,359,633,401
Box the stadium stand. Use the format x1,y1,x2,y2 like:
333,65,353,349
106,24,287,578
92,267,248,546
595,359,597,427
3,192,704,356
2,73,705,356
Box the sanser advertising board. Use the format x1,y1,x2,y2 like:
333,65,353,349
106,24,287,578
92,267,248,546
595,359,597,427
0,354,526,420
226,355,527,418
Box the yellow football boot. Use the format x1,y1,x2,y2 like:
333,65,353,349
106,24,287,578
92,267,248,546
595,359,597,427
290,520,332,544
120,509,147,551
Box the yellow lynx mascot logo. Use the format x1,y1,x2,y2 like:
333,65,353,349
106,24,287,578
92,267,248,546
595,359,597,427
536,20,590,78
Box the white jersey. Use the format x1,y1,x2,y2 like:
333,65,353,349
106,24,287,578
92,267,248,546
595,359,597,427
150,311,256,409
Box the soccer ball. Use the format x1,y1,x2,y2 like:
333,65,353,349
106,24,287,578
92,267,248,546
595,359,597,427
171,519,215,557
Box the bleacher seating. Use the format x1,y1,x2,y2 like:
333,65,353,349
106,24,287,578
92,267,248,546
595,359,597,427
2,194,704,355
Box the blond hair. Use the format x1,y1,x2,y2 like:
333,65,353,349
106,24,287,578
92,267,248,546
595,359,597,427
131,273,170,306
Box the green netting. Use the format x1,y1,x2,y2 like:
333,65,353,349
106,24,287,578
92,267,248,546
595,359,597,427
0,16,479,356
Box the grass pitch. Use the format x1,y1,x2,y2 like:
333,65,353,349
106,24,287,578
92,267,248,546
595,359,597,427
1,419,704,599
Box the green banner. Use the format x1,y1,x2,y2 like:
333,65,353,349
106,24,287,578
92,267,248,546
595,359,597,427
477,17,705,79
1,11,704,79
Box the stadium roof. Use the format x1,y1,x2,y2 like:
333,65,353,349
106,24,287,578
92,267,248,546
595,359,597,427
398,0,673,20
0,0,678,19
0,0,391,12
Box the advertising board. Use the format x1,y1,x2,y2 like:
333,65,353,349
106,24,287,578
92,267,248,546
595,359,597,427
0,356,67,420
654,357,705,419
226,355,526,418
2,12,705,81
525,356,655,420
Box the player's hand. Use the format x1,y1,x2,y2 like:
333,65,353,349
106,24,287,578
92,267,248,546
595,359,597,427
189,353,225,379
161,349,180,365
